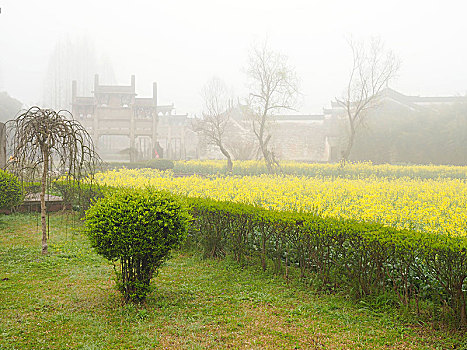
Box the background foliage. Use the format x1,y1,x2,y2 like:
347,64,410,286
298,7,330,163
350,103,467,165
0,169,22,209
0,91,22,123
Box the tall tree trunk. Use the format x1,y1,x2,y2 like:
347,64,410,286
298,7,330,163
259,135,273,174
219,144,233,173
342,122,356,164
257,112,274,174
41,148,48,255
262,148,273,174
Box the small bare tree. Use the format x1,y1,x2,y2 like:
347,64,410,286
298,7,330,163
246,42,299,173
6,107,100,254
192,77,234,173
337,37,400,163
227,137,257,161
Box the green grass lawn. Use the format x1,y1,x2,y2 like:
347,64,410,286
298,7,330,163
0,213,464,349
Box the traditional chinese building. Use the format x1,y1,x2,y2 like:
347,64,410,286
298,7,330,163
72,75,187,162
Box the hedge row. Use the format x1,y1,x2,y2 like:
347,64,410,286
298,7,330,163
53,181,110,215
55,181,467,329
185,197,467,329
0,169,22,209
102,159,174,172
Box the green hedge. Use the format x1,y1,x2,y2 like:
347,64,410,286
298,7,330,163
103,159,174,171
0,169,22,209
53,181,109,215
185,197,467,329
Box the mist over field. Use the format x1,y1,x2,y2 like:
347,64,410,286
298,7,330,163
1,1,466,111
0,0,466,164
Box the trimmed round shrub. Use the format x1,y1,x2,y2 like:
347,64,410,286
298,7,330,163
0,169,22,209
84,187,190,302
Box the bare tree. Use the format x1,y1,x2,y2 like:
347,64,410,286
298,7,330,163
192,77,234,173
337,37,400,163
6,107,100,254
228,138,257,161
246,42,299,173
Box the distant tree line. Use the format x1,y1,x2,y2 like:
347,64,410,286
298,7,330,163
0,92,22,123
43,36,116,110
349,102,467,165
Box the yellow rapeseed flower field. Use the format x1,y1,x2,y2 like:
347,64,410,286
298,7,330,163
174,160,467,179
95,168,467,237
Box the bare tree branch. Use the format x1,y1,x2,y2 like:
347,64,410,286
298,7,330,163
191,77,234,173
246,41,299,173
337,37,400,164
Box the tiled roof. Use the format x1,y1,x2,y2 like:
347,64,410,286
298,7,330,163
333,88,466,110
157,105,174,113
134,98,155,107
274,114,324,121
93,85,135,94
73,97,94,105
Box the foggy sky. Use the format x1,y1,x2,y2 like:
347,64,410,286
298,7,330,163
0,0,466,115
